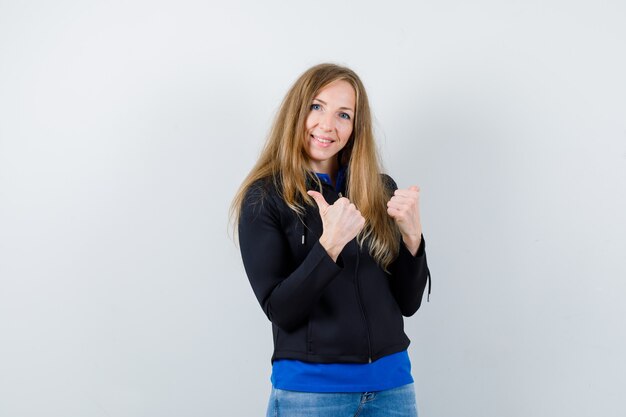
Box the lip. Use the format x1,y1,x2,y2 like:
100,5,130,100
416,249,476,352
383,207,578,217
311,134,335,144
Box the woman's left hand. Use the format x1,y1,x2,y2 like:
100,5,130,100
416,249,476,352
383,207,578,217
387,185,423,256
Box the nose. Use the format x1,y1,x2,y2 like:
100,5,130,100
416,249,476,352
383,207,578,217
318,111,335,131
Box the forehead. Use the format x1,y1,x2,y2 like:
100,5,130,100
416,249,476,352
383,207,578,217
314,80,356,108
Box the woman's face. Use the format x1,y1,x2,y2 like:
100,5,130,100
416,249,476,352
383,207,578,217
304,80,356,175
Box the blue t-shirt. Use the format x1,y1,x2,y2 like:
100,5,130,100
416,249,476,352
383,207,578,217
270,168,413,393
315,165,347,193
271,350,413,392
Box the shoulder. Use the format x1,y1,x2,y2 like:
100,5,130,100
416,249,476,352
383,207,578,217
244,176,278,201
380,173,398,192
241,176,282,220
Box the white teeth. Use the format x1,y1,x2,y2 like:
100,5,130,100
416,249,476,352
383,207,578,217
314,136,332,143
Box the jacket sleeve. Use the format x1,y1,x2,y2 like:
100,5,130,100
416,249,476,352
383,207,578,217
383,174,431,317
238,184,343,332
389,236,430,316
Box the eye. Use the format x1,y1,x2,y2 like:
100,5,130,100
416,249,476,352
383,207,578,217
339,112,351,120
310,104,322,111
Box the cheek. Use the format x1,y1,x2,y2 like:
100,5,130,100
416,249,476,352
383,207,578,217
305,113,316,131
341,124,354,141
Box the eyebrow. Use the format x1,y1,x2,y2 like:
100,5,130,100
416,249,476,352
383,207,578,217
312,98,354,113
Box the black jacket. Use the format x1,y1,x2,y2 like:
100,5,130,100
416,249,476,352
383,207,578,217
238,175,430,364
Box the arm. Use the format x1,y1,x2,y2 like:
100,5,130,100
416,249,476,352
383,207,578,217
389,235,430,316
238,184,342,332
383,174,431,316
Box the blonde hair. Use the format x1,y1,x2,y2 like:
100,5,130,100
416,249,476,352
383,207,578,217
230,63,400,269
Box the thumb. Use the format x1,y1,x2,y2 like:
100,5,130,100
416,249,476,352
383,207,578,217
307,190,330,212
409,185,420,192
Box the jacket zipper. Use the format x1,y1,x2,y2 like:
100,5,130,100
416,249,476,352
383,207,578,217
321,181,373,363
354,243,373,363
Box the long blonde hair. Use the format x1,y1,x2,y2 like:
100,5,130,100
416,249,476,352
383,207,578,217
230,63,400,269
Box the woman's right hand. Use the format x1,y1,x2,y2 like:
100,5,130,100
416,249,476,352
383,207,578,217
307,191,365,262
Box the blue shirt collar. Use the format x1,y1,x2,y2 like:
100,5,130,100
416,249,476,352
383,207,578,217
315,165,347,193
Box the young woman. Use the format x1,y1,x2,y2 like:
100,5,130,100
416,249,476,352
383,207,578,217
231,63,431,417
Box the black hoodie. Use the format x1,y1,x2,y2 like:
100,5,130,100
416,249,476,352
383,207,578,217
238,175,430,364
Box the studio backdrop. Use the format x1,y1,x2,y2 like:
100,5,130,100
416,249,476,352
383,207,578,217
0,1,624,416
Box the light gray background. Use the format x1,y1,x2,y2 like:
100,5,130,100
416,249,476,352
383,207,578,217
1,1,625,416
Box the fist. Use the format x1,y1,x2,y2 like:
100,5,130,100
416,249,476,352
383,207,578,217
308,190,365,261
387,185,422,255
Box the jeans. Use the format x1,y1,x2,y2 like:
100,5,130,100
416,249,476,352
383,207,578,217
266,383,418,417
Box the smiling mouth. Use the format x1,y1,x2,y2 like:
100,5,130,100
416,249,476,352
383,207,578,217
312,135,334,144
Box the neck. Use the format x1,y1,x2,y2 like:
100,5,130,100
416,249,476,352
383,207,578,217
309,158,339,179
